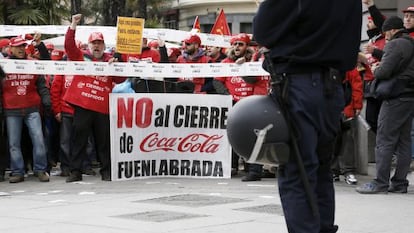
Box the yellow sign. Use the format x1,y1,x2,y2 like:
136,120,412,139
116,16,145,54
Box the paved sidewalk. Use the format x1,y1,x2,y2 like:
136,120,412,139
0,165,413,233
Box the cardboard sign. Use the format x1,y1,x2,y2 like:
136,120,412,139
116,16,145,54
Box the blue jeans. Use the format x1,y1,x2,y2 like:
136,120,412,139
6,112,47,175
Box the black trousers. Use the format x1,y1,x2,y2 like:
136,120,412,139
278,72,342,233
365,97,382,134
69,106,110,176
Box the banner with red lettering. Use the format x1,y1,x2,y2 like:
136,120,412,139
109,93,233,181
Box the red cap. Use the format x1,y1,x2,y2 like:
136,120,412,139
9,37,28,47
22,34,33,40
45,43,55,50
25,44,35,55
148,40,159,49
403,6,414,13
167,47,181,57
230,33,251,45
183,34,201,45
51,49,65,61
88,32,104,43
0,38,10,48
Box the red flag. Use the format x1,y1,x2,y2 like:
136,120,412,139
210,9,231,35
192,16,201,33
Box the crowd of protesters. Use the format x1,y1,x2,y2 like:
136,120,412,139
1,2,414,189
0,14,276,183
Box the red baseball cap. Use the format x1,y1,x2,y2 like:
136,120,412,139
51,49,65,61
148,40,159,49
183,34,201,45
0,38,10,48
22,34,33,40
167,47,181,57
230,33,251,45
88,32,104,43
9,37,28,47
403,6,414,13
45,42,55,50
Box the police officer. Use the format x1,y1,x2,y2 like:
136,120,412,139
253,1,362,233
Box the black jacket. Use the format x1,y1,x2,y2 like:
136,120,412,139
253,0,362,73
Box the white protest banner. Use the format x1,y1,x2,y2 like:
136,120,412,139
109,93,233,180
0,59,269,78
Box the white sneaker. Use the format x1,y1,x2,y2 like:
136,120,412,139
345,173,358,185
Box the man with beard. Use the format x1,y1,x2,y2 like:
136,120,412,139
64,14,126,182
213,33,269,180
176,34,213,94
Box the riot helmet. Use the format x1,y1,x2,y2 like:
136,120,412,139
226,95,290,165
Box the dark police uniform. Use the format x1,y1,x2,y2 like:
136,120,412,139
253,1,362,233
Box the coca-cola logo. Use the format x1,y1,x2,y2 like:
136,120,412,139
140,133,223,153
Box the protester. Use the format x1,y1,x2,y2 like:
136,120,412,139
332,67,363,185
253,1,361,232
50,72,73,177
356,16,414,194
213,33,269,181
177,34,213,94
403,6,414,37
63,14,126,182
0,37,52,183
206,46,226,63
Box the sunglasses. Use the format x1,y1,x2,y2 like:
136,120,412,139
232,42,246,47
185,42,193,46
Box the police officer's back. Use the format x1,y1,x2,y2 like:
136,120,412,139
253,1,362,233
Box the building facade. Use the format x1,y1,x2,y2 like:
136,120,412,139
165,0,412,37
167,0,259,34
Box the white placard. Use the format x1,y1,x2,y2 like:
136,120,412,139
109,93,233,180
